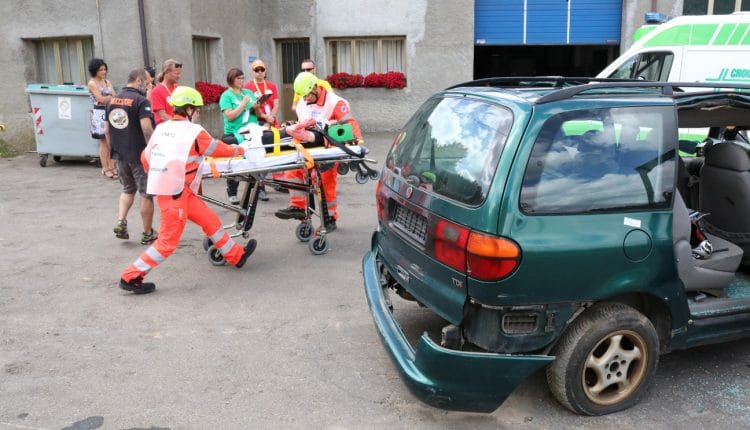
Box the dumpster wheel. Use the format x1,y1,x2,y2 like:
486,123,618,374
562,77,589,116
39,154,48,167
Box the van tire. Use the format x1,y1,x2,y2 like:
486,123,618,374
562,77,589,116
546,302,659,415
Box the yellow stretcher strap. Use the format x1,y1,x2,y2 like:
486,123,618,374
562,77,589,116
292,138,315,169
271,127,281,155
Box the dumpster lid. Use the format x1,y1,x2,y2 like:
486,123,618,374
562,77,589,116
26,83,90,95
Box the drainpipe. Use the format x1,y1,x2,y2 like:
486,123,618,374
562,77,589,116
138,0,150,66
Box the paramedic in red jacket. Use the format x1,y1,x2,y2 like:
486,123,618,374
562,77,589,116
119,86,257,294
274,72,362,231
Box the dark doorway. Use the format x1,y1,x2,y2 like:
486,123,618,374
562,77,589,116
474,45,619,79
277,38,310,123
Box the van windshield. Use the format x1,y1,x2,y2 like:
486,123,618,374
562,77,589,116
608,51,674,81
385,96,513,206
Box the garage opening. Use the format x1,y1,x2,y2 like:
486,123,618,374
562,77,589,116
474,44,619,79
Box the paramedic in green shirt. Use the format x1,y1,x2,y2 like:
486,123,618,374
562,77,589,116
219,67,264,203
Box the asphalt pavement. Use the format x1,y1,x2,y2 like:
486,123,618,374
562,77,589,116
1,132,750,429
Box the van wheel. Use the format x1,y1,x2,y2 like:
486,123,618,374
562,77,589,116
546,303,658,415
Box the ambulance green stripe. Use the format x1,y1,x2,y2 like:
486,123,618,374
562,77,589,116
643,24,718,47
712,23,736,45
728,23,748,45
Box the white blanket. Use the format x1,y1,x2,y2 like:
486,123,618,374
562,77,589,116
199,146,367,176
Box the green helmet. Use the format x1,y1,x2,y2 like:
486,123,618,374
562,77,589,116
169,86,204,107
294,72,318,97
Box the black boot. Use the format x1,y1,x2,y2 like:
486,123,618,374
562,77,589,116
235,239,258,268
119,276,156,294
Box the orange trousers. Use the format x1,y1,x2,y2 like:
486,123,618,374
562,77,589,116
121,188,245,281
284,164,338,221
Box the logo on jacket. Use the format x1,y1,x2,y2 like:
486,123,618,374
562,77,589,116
108,108,129,129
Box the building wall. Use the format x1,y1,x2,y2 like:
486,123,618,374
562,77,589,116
254,0,474,132
1,0,477,152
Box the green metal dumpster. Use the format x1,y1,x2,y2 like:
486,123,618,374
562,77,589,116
26,84,99,167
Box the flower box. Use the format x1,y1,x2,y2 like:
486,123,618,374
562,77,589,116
325,72,406,90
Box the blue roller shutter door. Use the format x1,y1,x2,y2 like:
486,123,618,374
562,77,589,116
475,0,622,45
526,0,567,44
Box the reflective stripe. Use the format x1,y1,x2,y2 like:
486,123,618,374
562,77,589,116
338,113,352,122
209,229,225,242
186,155,203,163
134,258,152,273
145,246,166,264
203,138,220,157
219,239,235,255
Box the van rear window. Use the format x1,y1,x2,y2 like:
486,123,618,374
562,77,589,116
385,97,513,206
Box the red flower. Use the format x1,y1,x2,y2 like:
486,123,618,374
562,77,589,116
195,81,228,104
327,72,405,89
326,72,364,89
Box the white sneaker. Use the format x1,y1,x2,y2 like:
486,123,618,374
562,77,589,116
228,195,240,205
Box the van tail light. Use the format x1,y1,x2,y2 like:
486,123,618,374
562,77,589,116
433,220,521,281
467,232,521,281
375,179,386,221
434,220,470,272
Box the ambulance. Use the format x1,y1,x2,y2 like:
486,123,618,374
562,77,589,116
597,12,750,84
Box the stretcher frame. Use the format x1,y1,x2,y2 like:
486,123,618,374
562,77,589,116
199,138,378,258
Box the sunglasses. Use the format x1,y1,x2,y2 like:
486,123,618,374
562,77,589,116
253,67,266,72
173,63,183,69
301,68,314,72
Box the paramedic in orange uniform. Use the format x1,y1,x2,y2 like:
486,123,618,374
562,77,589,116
119,86,257,294
274,72,362,232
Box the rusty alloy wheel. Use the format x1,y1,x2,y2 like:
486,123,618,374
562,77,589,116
581,329,649,406
547,302,659,415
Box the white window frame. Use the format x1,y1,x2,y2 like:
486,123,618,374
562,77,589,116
325,36,406,76
32,37,94,84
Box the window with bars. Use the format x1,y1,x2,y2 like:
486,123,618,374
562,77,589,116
326,37,405,75
192,37,215,83
683,0,750,14
33,37,94,84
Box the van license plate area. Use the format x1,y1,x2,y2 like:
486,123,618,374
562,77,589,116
391,204,428,245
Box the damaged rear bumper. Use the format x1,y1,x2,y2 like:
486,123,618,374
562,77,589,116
362,245,554,413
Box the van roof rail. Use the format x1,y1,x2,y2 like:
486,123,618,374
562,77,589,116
446,77,750,104
446,76,641,90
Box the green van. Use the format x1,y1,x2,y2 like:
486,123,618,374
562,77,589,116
362,78,750,415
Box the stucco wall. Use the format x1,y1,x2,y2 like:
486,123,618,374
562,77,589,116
311,0,475,132
1,0,481,152
0,0,145,153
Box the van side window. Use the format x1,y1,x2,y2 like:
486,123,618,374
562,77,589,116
608,52,674,81
520,106,676,214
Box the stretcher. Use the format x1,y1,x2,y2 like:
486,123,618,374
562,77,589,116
198,124,378,260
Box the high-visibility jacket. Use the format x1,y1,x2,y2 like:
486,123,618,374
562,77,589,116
296,87,361,139
143,117,243,195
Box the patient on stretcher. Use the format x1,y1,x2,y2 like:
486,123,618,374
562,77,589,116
199,123,366,176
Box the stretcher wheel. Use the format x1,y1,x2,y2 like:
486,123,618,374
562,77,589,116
207,245,227,266
39,154,48,167
308,236,329,255
355,172,368,184
368,170,380,180
202,237,214,251
337,162,350,175
295,221,313,242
